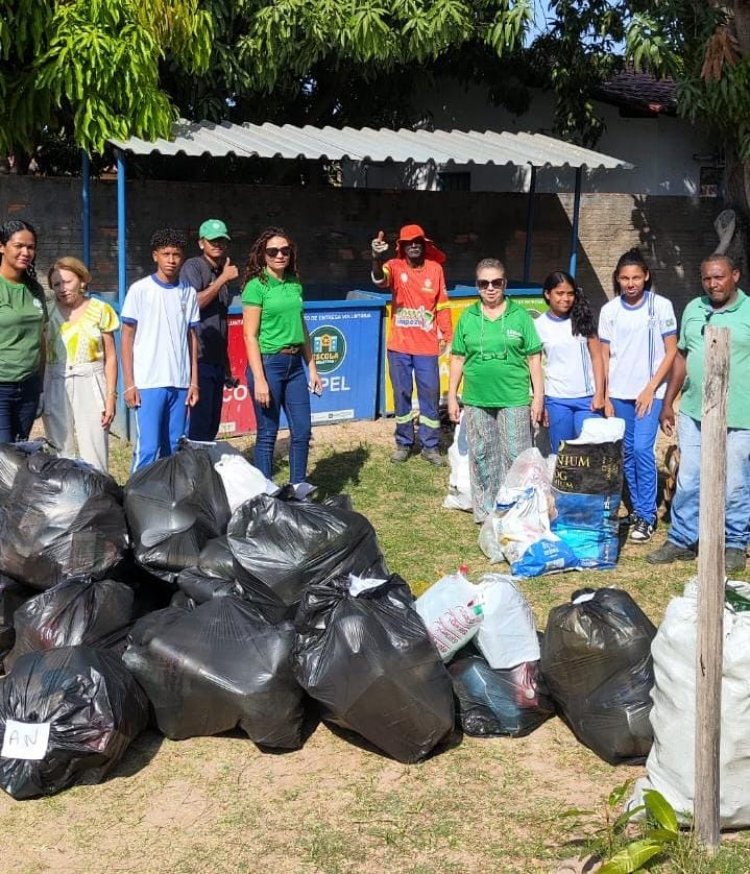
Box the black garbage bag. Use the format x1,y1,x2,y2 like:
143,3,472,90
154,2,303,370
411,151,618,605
0,646,148,799
0,575,37,669
0,441,47,504
540,588,656,764
293,574,455,763
123,596,305,749
449,652,555,738
0,455,127,589
124,446,231,582
227,494,388,610
5,578,135,670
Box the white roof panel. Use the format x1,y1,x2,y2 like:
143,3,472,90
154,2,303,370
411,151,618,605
109,120,632,170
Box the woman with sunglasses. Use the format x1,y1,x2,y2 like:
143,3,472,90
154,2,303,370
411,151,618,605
242,227,322,488
447,258,544,523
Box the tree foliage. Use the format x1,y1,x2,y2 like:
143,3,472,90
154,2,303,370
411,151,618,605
0,1,213,154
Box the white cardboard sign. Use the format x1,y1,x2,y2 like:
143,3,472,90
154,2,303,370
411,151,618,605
1,720,51,760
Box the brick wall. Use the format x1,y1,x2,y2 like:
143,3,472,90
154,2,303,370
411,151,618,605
1,175,723,318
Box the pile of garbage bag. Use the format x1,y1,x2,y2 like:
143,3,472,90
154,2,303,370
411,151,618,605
540,587,656,764
631,579,750,828
415,570,553,738
478,449,579,577
0,436,664,803
476,421,627,577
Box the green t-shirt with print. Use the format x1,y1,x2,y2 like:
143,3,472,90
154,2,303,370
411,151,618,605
678,289,750,429
241,271,305,354
0,275,47,381
451,300,542,408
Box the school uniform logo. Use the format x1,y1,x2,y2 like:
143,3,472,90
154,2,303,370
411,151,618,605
311,325,346,374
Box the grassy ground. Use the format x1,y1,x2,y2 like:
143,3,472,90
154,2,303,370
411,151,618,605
1,421,748,873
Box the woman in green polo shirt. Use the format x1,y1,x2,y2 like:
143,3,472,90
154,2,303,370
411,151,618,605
0,219,47,443
447,258,544,522
242,227,322,487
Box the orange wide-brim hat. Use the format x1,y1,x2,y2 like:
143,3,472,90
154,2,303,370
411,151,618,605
396,223,446,264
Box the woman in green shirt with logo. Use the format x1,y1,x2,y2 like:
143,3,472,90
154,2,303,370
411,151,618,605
447,258,544,522
0,220,47,443
242,227,322,489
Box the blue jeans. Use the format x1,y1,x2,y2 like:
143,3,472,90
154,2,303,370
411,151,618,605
247,353,311,484
188,362,225,441
611,397,663,525
668,413,750,551
388,351,440,450
0,374,41,443
132,387,189,472
545,395,601,454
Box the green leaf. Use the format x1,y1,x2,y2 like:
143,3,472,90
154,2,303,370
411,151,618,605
599,839,665,874
643,790,678,835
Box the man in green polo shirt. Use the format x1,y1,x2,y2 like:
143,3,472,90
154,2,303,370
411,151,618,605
648,254,750,572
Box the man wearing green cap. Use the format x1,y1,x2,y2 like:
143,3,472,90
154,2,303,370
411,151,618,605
180,219,239,440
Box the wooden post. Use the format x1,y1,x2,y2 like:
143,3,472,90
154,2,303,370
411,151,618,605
694,325,731,851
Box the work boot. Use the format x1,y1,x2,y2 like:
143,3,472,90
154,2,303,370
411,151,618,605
725,548,747,574
391,446,410,463
420,447,445,467
646,540,697,565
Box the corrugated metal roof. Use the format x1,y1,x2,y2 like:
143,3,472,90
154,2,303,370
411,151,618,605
109,121,632,170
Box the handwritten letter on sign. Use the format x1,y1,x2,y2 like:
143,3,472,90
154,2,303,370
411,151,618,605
1,720,51,760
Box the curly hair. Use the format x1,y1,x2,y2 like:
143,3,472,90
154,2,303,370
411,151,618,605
149,227,187,251
0,219,38,279
243,227,299,285
542,270,596,338
612,248,651,297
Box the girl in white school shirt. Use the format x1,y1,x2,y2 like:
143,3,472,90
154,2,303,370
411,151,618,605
598,249,677,544
535,270,604,454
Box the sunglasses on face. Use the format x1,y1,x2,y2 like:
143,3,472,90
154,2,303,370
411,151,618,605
265,246,291,258
477,278,506,290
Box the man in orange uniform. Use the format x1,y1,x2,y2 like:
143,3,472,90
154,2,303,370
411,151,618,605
372,224,453,465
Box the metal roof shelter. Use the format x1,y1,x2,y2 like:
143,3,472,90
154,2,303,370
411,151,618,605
109,120,630,168
98,120,632,313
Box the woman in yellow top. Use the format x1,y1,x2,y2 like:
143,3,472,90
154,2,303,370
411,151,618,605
43,257,119,472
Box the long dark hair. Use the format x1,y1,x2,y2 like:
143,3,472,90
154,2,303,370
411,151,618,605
243,227,299,285
612,248,651,297
542,270,596,337
0,219,38,279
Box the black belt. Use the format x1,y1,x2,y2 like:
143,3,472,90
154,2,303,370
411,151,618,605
276,345,302,354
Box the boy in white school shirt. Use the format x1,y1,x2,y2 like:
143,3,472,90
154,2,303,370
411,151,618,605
120,228,200,471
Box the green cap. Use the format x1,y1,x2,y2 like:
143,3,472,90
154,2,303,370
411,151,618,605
198,219,231,241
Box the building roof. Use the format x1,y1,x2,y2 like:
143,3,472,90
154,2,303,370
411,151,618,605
109,121,632,170
596,71,678,115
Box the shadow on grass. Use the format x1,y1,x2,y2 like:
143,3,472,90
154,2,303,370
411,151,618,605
108,728,164,781
308,446,371,499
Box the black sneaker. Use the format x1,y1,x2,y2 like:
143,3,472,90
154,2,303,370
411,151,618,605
629,518,655,543
646,541,697,564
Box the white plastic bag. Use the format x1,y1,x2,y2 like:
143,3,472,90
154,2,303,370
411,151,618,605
415,572,482,661
213,455,279,513
443,413,472,512
475,573,540,669
631,578,750,827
